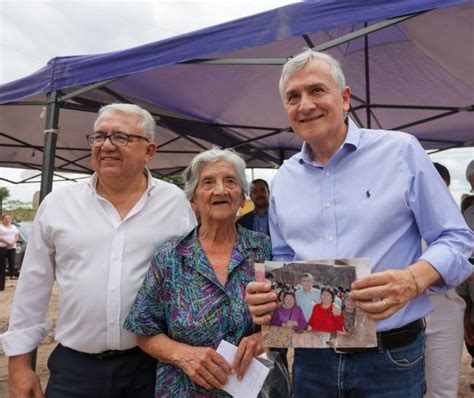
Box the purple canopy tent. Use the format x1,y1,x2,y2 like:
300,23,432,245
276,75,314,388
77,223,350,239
0,0,472,200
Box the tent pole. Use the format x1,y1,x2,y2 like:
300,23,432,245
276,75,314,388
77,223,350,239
40,91,60,202
364,23,371,129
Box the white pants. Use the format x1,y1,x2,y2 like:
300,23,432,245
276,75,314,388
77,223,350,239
425,289,466,398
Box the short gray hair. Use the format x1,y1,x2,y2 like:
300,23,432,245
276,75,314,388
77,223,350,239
183,148,249,200
94,103,156,141
279,49,346,99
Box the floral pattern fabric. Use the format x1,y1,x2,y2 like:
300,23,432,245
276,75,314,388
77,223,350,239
124,225,271,397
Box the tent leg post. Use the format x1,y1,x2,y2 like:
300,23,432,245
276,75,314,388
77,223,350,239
39,91,60,202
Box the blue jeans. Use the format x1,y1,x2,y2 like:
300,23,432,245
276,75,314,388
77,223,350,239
293,331,425,398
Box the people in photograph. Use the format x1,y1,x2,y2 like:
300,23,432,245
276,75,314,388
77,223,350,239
238,178,270,235
307,287,344,333
424,162,466,398
342,293,356,334
0,214,19,290
1,103,197,398
295,273,321,321
124,148,271,397
271,291,307,331
246,48,473,397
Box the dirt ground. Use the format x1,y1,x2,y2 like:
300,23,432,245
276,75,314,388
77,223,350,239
1,279,473,397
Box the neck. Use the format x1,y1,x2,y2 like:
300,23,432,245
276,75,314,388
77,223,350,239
254,207,267,217
199,220,238,244
309,124,348,165
96,172,147,200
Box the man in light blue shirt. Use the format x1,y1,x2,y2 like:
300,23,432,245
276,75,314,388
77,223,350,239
246,49,474,397
295,273,321,321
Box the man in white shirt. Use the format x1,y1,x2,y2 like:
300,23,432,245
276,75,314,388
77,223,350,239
1,103,196,398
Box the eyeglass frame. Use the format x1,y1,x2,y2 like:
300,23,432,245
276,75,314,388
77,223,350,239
86,131,150,147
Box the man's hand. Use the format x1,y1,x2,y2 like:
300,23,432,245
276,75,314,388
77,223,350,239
174,346,232,390
245,282,278,325
232,332,264,380
350,260,440,321
9,354,44,398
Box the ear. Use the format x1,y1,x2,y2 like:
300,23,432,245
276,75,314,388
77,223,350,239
145,142,157,162
342,86,351,114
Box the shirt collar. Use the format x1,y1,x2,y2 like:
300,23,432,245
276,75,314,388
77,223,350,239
87,168,156,195
298,117,362,165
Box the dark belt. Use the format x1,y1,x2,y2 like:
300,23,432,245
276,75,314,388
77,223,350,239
62,344,140,360
335,318,425,354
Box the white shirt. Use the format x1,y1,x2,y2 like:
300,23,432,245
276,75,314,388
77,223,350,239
0,224,18,248
1,171,196,355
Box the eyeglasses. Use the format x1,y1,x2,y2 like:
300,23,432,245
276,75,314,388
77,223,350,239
86,132,150,147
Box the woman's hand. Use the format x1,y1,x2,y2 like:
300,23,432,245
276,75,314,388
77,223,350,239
283,320,297,328
232,332,264,380
174,345,232,390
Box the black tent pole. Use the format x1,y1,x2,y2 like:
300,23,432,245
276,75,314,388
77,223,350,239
364,22,371,129
31,91,60,371
40,91,60,202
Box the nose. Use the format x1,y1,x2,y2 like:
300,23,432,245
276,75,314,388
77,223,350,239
100,135,117,150
298,93,315,113
214,179,227,194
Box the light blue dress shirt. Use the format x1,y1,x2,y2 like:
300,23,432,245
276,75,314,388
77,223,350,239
269,118,474,332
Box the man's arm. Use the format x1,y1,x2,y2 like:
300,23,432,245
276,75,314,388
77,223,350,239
8,353,44,398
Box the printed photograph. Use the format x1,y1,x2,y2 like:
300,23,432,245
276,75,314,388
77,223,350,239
255,259,377,348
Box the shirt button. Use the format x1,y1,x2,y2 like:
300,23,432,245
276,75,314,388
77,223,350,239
227,330,235,337
325,202,332,208
328,236,334,241
223,297,231,305
326,172,331,176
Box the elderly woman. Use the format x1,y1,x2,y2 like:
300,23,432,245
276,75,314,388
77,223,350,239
124,148,271,397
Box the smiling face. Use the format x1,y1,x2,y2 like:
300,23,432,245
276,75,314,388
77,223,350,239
91,109,156,181
283,293,296,309
321,290,334,307
301,276,313,292
282,60,351,154
190,160,245,225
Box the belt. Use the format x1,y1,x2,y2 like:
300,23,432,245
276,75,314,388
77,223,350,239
334,318,425,354
62,344,140,360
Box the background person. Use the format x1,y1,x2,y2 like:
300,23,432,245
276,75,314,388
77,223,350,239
124,148,271,397
295,273,321,321
246,49,473,397
424,162,466,398
237,178,270,235
1,103,196,398
0,214,19,290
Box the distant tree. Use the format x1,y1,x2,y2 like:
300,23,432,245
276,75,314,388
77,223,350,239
0,187,10,216
4,199,35,221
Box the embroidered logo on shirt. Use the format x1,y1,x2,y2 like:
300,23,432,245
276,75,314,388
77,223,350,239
366,190,371,198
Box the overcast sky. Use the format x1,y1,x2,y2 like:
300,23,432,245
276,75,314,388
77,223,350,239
0,0,472,204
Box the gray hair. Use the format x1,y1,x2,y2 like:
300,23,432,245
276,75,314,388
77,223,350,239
466,160,474,184
183,148,249,200
94,103,156,141
279,49,346,99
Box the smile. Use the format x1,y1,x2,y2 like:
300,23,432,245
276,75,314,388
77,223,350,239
299,115,323,123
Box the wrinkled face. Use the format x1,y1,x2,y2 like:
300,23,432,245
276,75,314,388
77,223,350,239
250,181,269,210
282,60,350,150
301,276,313,292
283,294,295,308
191,160,245,224
321,290,333,306
91,110,156,180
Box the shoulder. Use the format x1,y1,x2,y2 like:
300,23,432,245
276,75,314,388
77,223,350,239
359,127,417,152
39,181,90,207
238,211,255,224
152,227,196,265
150,178,187,199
